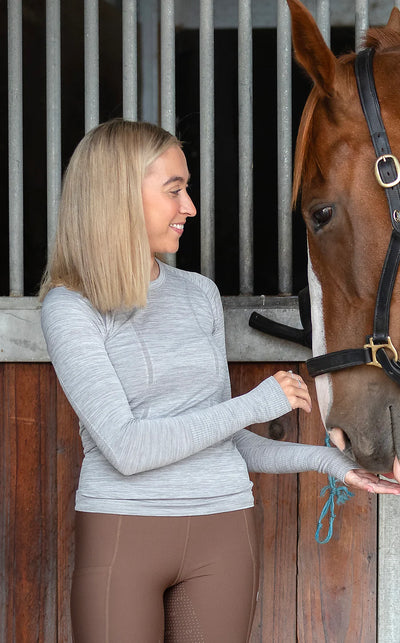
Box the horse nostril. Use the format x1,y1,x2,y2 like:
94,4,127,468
342,432,353,456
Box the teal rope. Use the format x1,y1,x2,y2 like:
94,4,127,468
315,434,354,544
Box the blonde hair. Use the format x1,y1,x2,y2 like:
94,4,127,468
39,119,181,312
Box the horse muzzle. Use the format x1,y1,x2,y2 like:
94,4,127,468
326,397,400,473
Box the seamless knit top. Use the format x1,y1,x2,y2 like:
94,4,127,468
41,260,356,516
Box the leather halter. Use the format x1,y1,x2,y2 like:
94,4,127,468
306,47,400,384
249,47,400,385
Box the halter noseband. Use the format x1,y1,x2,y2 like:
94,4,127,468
306,47,400,385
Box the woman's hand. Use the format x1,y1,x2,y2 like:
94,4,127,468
344,465,400,495
273,370,312,414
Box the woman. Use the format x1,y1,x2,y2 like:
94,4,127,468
40,119,400,643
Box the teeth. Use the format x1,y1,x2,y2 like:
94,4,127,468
170,224,184,229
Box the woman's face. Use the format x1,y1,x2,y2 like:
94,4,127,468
142,145,196,257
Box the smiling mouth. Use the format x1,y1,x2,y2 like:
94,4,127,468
169,223,184,231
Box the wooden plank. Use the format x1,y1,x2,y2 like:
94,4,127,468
0,363,16,643
56,378,81,642
229,362,298,643
297,364,377,643
38,364,58,641
0,364,58,642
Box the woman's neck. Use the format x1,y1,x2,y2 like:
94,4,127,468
150,257,160,281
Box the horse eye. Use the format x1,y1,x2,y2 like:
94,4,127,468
311,206,333,229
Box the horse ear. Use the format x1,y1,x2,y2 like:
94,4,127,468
387,7,400,33
287,0,337,96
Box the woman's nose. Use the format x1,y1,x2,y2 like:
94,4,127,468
181,193,197,217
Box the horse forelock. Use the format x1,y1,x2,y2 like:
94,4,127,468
292,88,318,208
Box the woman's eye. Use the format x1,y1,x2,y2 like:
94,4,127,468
170,189,181,196
311,206,333,230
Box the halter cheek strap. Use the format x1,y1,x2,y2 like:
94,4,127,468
355,48,400,232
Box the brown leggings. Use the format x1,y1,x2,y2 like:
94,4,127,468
71,508,259,643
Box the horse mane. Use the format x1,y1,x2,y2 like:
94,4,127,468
364,26,400,50
292,87,320,207
292,24,400,208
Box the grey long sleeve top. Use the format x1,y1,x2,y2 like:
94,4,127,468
41,260,357,516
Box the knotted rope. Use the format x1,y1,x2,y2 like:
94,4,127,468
315,434,354,544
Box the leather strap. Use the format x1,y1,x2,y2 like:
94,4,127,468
249,312,311,347
377,348,400,385
373,230,400,341
355,48,400,233
248,287,312,349
307,348,372,377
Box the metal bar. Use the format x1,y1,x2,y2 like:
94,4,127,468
277,0,292,294
316,0,331,48
139,0,159,123
84,0,99,132
238,0,253,294
46,0,61,251
160,0,176,266
355,0,369,52
379,497,400,643
8,0,24,296
160,0,175,135
122,0,137,121
200,0,215,280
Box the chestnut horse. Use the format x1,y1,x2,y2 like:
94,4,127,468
287,0,400,472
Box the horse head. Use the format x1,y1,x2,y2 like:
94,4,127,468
287,0,400,472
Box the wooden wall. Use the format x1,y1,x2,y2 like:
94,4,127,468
0,363,377,642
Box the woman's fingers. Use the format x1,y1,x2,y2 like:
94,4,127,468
371,456,400,484
273,370,312,413
344,468,400,494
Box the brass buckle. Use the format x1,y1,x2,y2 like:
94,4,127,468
375,154,400,188
364,336,398,368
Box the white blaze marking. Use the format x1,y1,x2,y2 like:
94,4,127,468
308,253,333,427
